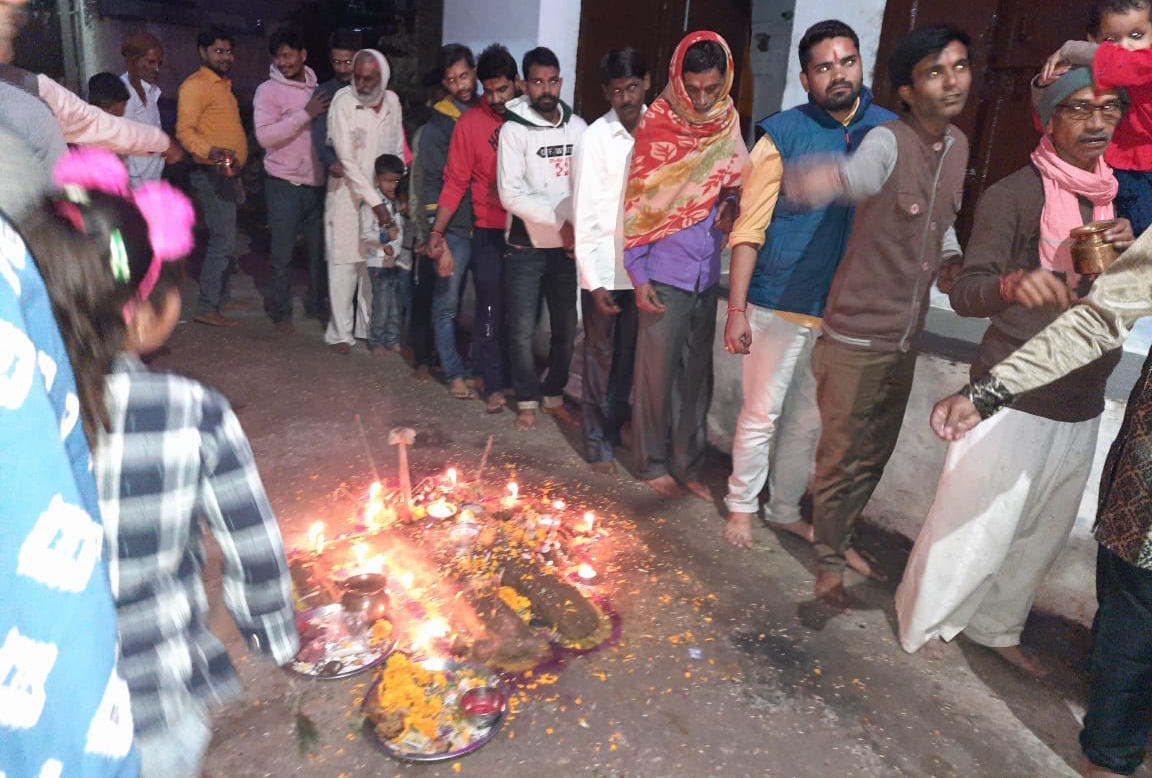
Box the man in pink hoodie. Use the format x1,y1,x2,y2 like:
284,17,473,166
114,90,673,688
254,24,331,336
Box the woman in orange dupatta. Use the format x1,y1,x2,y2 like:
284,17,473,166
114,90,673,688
622,30,749,498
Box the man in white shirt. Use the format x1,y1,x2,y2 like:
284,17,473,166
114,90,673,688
572,48,649,474
120,31,165,186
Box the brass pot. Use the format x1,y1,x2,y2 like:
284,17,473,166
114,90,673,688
1070,220,1120,275
340,573,389,622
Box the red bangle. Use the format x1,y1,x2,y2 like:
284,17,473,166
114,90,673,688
728,304,746,313
999,270,1024,301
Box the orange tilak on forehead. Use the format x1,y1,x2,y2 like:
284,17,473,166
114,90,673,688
831,45,845,62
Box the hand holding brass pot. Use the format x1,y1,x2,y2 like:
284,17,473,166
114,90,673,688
1070,220,1120,276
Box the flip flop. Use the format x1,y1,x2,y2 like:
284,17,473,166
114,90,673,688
447,379,478,400
486,392,507,414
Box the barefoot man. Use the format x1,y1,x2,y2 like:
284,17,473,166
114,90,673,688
930,222,1152,778
722,20,895,547
897,67,1132,675
623,31,748,499
784,24,971,609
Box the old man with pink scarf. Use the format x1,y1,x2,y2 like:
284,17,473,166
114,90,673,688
895,66,1135,676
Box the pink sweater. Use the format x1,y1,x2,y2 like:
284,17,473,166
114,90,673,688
253,65,322,186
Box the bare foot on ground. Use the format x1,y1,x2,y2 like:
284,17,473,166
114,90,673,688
515,409,537,430
770,519,815,542
918,638,947,661
485,392,506,414
642,474,683,497
410,365,430,381
1081,754,1126,777
991,645,1050,678
590,461,618,477
724,512,754,548
845,547,888,582
814,571,852,613
684,481,710,501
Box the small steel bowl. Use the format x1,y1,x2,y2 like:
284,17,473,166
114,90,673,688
460,686,506,728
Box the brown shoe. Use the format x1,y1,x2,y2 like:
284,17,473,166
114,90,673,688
274,321,296,336
192,312,239,328
329,342,351,355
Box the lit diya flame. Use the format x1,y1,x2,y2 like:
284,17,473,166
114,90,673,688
427,500,457,520
352,542,370,568
503,481,519,507
308,521,325,555
552,499,566,510
369,481,382,501
447,467,458,489
577,563,597,581
412,618,451,654
582,512,596,534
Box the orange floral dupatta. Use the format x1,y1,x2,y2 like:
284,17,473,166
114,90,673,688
623,30,748,250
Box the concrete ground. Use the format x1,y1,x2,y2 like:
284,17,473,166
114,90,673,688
154,228,1152,778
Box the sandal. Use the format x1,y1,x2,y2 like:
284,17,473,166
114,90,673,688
447,378,478,400
486,392,507,414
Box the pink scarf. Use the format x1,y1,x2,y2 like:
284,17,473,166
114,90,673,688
1029,134,1116,285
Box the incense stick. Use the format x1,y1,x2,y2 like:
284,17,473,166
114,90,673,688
476,434,494,481
355,414,381,483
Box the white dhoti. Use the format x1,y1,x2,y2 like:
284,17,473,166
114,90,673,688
895,407,1099,652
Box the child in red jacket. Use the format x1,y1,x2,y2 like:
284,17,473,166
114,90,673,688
1044,1,1152,235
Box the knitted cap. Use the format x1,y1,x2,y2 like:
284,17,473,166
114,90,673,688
1031,66,1096,127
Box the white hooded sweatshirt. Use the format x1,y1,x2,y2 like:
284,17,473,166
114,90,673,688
496,95,587,249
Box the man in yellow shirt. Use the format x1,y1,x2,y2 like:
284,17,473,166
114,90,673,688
177,24,248,328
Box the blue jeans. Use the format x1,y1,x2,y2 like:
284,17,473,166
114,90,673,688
1081,544,1152,775
409,253,437,367
580,289,637,463
504,246,578,409
367,266,410,349
1114,168,1152,239
189,170,236,314
264,176,324,322
431,231,472,381
471,228,510,394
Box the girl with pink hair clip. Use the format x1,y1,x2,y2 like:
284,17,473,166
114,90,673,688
25,147,298,778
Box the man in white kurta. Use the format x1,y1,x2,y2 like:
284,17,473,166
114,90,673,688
324,48,405,352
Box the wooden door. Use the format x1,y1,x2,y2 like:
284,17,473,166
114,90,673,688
872,0,1086,242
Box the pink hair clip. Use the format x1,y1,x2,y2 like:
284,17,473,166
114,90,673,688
53,148,196,321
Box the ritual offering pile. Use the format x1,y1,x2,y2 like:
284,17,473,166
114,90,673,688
286,444,619,761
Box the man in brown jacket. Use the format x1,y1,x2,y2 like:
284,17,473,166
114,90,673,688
785,23,971,610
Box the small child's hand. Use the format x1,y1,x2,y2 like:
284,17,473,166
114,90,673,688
387,226,399,241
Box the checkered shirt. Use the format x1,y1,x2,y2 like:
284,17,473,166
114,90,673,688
95,354,298,735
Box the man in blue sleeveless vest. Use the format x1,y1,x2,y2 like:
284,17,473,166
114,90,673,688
723,20,896,555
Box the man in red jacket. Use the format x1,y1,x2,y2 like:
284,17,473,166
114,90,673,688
428,44,518,413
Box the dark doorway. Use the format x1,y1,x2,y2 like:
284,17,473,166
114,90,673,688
573,0,751,123
872,0,1087,242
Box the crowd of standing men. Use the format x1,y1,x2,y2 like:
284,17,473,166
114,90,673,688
5,0,1152,774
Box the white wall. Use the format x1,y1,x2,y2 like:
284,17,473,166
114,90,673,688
442,0,580,104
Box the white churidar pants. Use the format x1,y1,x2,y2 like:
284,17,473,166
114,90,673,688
724,305,822,524
324,260,371,346
896,406,1099,652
